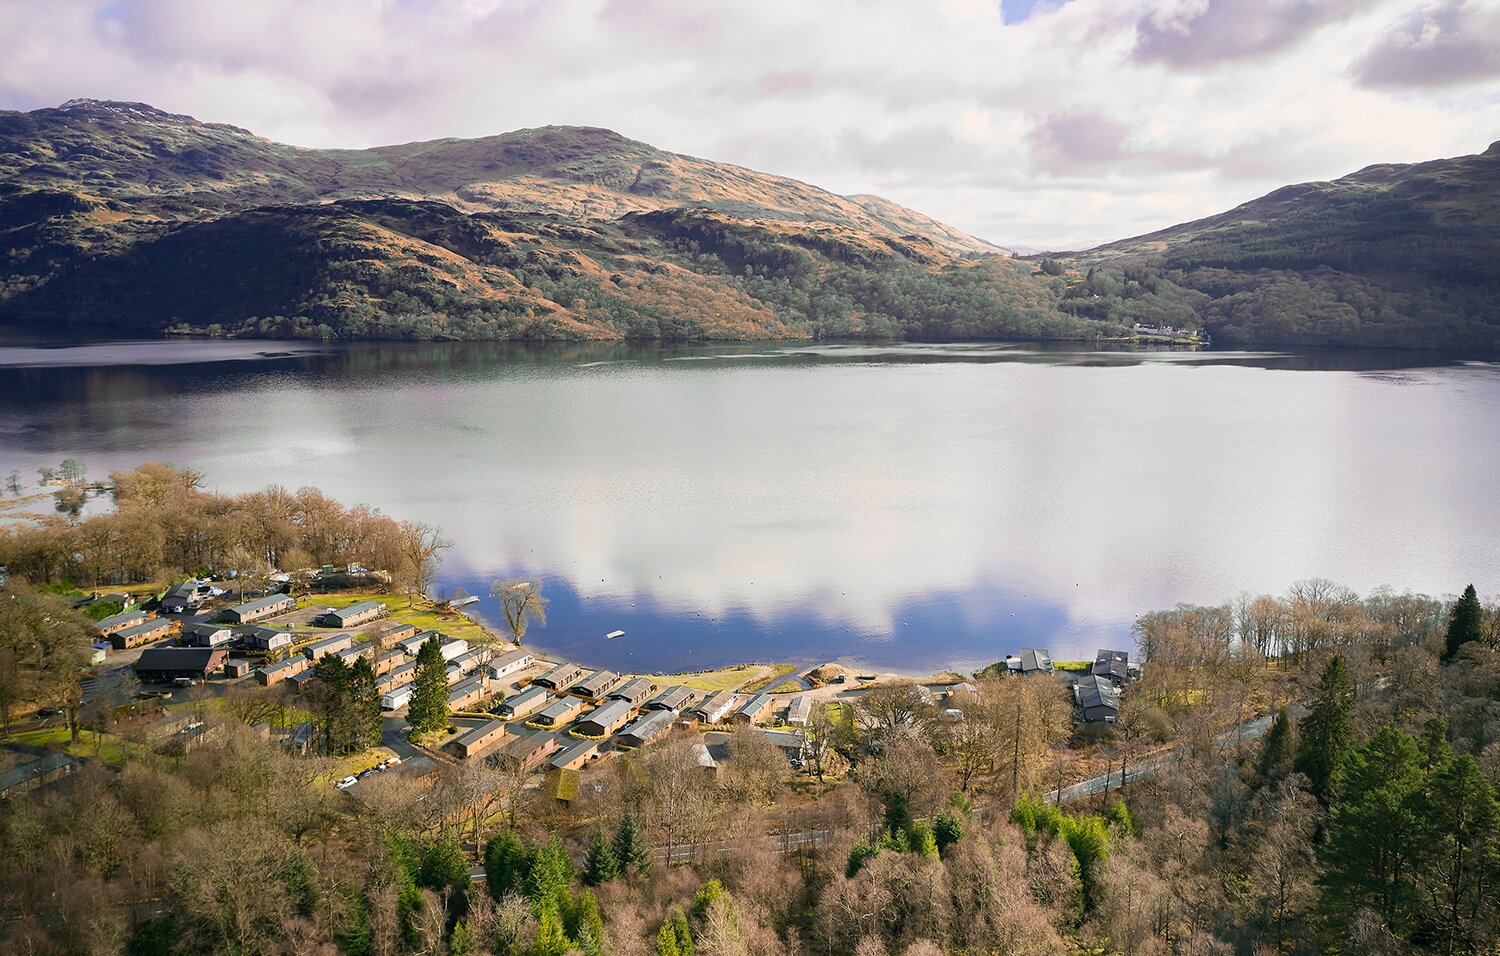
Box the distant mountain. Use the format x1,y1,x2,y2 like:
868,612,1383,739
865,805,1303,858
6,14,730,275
1064,142,1500,348
0,100,1495,349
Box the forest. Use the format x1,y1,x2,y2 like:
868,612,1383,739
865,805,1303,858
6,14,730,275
1,466,1499,954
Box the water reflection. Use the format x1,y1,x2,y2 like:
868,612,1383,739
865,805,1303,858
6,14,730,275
1,338,1497,673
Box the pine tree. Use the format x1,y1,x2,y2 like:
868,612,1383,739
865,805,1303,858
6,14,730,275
671,908,694,956
348,656,382,752
311,653,353,753
613,811,652,875
525,835,575,904
529,902,571,956
1257,706,1295,783
583,825,619,885
655,922,682,956
484,831,531,901
574,889,606,956
1295,655,1354,803
1444,584,1483,660
406,635,449,734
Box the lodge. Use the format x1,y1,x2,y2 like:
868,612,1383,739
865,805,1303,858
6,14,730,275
135,647,228,682
304,633,354,660
1092,649,1132,684
647,685,698,712
731,693,775,725
1074,675,1121,723
574,699,633,738
220,593,295,624
180,622,234,648
454,719,510,759
111,618,175,649
259,655,310,686
498,686,550,720
570,669,623,701
607,677,656,708
487,649,534,681
448,675,490,711
96,608,149,636
497,731,560,771
320,600,386,629
690,690,739,724
238,626,293,652
616,710,674,749
530,696,586,729
1005,648,1054,676
532,661,585,691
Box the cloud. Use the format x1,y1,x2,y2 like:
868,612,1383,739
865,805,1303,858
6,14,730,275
1352,0,1500,89
1131,0,1378,68
0,0,1496,249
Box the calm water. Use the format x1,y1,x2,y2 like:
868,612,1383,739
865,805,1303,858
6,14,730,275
1,338,1497,674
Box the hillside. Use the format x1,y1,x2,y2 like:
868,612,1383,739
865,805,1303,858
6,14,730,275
0,100,1121,342
1063,142,1500,349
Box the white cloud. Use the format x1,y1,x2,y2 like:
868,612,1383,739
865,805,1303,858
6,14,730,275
0,0,1497,248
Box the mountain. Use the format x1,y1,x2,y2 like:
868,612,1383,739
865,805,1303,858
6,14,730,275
1,100,1112,342
1062,142,1500,349
0,100,1496,349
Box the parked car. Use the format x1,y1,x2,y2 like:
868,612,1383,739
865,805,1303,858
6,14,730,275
35,707,64,718
379,756,402,769
334,776,357,791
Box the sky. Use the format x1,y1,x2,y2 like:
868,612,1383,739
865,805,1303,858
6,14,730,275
2,0,1498,249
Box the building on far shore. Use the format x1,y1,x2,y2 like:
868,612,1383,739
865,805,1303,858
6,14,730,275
1005,648,1054,676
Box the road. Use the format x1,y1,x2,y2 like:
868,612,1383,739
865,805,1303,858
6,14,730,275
1045,706,1298,805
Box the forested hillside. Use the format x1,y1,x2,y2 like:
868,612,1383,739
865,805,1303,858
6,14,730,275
1066,142,1500,349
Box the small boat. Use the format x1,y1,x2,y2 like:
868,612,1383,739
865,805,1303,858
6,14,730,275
606,629,625,640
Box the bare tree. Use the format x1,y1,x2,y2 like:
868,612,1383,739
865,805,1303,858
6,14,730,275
395,521,450,605
490,578,548,645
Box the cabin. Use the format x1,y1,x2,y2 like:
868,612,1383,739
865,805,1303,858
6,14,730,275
159,580,205,614
497,731,560,771
288,669,318,694
224,659,254,678
259,655,310,686
373,650,406,677
369,620,420,647
448,675,490,711
616,710,674,749
438,638,470,662
1,752,78,799
730,693,775,725
569,669,622,702
761,728,810,763
398,631,441,656
135,647,228,682
530,696,586,729
238,626,293,652
532,661,585,691
453,719,510,759
111,618,174,650
335,642,376,666
1074,675,1121,723
574,699,633,738
380,684,414,710
378,661,418,691
320,600,386,629
1005,648,1054,676
1092,649,1132,685
449,648,488,676
607,677,656,708
180,622,234,648
498,686,551,720
220,593,295,624
785,695,813,726
304,633,354,661
647,685,698,712
96,609,149,636
550,739,601,772
487,649,534,682
691,690,739,724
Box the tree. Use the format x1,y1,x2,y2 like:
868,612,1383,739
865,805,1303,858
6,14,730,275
1417,749,1499,953
583,825,619,885
805,705,849,782
525,835,574,904
1257,706,1295,784
613,811,652,875
1444,584,1484,660
491,578,548,645
406,636,449,734
529,902,570,956
5,471,20,496
347,657,382,753
394,520,449,605
655,921,682,956
1295,655,1353,803
0,582,93,736
484,831,532,901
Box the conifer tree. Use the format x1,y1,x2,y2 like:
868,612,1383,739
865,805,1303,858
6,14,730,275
529,902,570,956
406,636,449,734
348,656,382,752
613,811,652,875
525,835,575,904
1257,706,1295,783
1444,583,1483,660
1295,655,1353,803
583,825,619,885
655,922,682,956
671,908,694,955
484,831,531,901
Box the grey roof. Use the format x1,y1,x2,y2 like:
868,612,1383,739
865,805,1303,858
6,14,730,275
536,697,584,723
648,685,698,711
456,719,508,749
578,698,633,731
227,593,293,615
135,647,221,672
1020,648,1053,673
262,656,308,675
306,633,353,653
115,619,170,640
489,649,532,670
550,739,600,769
571,669,621,696
505,685,549,708
608,677,656,704
448,675,487,704
328,600,383,620
96,610,147,630
1075,675,1121,717
734,693,774,718
182,622,230,638
619,709,674,744
0,752,76,791
533,661,582,687
1092,649,1130,682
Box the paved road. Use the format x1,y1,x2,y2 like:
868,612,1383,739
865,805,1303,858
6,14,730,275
1045,706,1300,805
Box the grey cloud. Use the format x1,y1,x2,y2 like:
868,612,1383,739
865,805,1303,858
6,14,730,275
1352,0,1500,89
1133,0,1376,68
1026,112,1129,174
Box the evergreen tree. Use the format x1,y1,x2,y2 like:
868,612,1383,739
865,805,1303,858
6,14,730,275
1444,583,1483,660
933,810,964,854
1295,655,1354,803
1257,706,1295,783
348,657,382,753
1418,749,1499,953
655,922,682,956
583,825,619,885
573,889,606,956
529,902,570,956
908,820,939,859
613,811,652,875
484,831,531,901
525,835,575,904
671,908,694,956
406,636,449,734
417,836,468,893
311,654,353,754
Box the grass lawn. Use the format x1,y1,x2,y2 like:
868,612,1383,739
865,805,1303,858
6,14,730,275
741,664,799,695
310,593,495,644
8,726,135,764
1054,661,1093,672
635,663,787,693
767,678,804,694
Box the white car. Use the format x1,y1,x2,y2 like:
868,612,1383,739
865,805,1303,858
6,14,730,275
379,756,401,770
334,776,357,791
